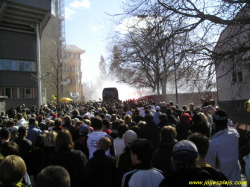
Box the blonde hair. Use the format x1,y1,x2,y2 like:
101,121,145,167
197,112,210,127
124,115,132,124
0,155,26,185
45,131,57,146
98,137,111,151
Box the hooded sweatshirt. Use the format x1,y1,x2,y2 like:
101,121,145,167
87,131,113,159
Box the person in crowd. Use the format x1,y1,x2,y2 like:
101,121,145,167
158,114,175,129
71,109,82,120
159,140,212,187
116,130,137,185
139,115,160,152
0,142,32,187
87,117,115,159
0,155,27,187
153,106,161,125
114,124,128,157
191,113,210,138
36,166,70,187
176,113,192,141
62,115,75,138
103,119,112,135
10,126,19,141
132,110,144,124
86,137,116,187
152,126,178,176
160,102,167,114
109,119,123,140
206,110,241,187
188,133,228,187
121,139,164,187
27,117,42,143
124,115,133,129
50,129,88,187
74,124,89,159
52,118,64,133
189,103,195,116
148,105,156,115
13,127,32,163
16,113,28,129
0,127,11,148
166,109,178,125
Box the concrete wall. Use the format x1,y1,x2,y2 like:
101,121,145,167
9,0,51,10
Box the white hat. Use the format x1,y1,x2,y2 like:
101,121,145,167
12,126,19,133
124,130,137,144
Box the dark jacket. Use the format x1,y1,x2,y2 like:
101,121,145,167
133,115,144,124
74,136,89,159
190,123,210,138
27,146,56,178
116,146,133,185
86,149,116,187
159,168,212,187
176,122,192,141
158,120,175,130
13,138,32,163
50,149,88,187
152,141,178,176
139,121,160,152
62,122,76,138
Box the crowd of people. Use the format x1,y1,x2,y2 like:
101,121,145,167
0,96,247,187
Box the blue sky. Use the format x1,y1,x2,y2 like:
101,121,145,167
65,0,124,82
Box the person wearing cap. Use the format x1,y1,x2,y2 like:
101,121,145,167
188,133,228,187
74,124,89,159
153,106,161,125
159,140,212,187
206,110,241,187
116,130,137,186
175,113,192,141
121,139,164,187
86,137,116,187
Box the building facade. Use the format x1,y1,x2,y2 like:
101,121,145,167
63,45,86,101
0,0,51,110
214,6,250,124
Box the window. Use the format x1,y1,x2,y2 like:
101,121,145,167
232,71,243,83
19,61,25,71
5,88,11,98
32,88,37,98
4,60,11,70
75,54,79,58
12,88,18,98
0,88,4,96
236,102,245,110
30,61,36,71
11,60,17,71
71,54,74,58
20,88,25,98
26,88,32,98
0,59,3,70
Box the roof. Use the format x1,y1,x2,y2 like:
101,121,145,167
66,45,86,54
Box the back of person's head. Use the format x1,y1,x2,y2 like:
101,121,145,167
72,109,79,116
0,127,10,140
54,118,62,127
44,131,57,146
36,166,70,187
1,142,19,157
161,126,177,143
130,139,152,165
111,114,117,122
0,155,26,186
124,115,132,124
17,113,23,120
144,115,153,123
103,119,110,129
29,117,36,125
112,119,124,130
188,133,209,158
172,140,199,170
91,117,103,130
82,119,91,126
56,129,74,151
159,114,167,121
212,110,228,129
64,115,72,124
17,127,27,139
130,126,140,137
6,120,15,128
118,124,129,139
34,133,46,148
97,137,111,151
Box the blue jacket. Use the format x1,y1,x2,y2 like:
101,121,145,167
27,124,42,143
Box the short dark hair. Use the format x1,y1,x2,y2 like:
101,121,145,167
103,119,110,129
1,142,19,157
159,114,167,121
36,166,70,187
91,117,103,130
118,124,129,139
188,133,209,158
144,115,153,123
29,117,36,125
112,119,124,130
130,139,152,165
161,126,177,143
54,118,62,127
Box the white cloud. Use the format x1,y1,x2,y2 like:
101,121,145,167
69,0,91,9
90,25,98,32
65,7,75,19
